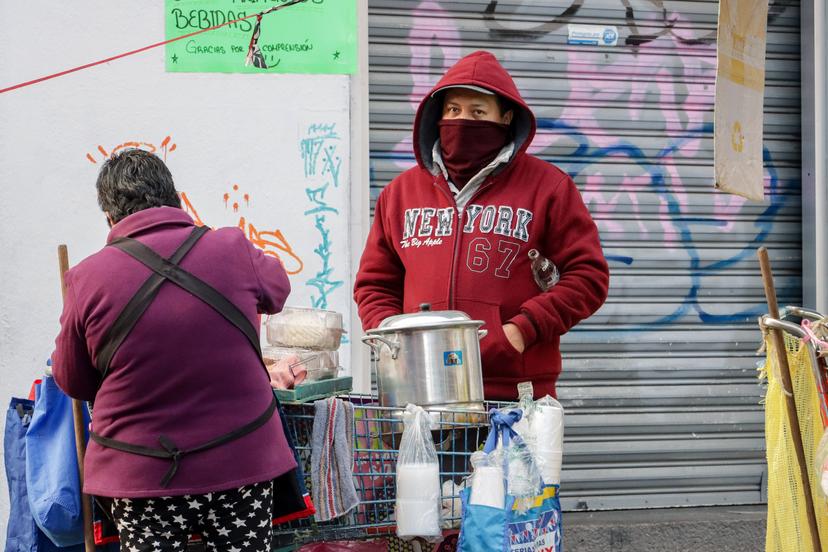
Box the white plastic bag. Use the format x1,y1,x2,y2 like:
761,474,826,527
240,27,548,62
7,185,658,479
395,404,441,540
498,383,565,486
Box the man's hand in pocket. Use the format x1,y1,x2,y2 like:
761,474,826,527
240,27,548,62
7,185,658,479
503,323,525,353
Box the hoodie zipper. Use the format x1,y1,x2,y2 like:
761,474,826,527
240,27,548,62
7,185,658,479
435,175,499,310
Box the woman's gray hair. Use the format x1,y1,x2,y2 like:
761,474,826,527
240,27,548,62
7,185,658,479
96,149,182,224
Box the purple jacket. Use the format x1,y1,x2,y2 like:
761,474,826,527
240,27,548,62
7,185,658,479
52,207,296,498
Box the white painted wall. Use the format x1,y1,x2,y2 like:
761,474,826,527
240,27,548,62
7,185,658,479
0,1,369,539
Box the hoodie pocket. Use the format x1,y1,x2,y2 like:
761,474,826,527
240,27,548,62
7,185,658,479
454,297,523,380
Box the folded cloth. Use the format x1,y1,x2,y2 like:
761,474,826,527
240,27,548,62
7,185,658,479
311,398,359,521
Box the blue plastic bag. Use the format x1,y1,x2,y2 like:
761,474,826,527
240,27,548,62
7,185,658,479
5,396,84,552
25,377,90,547
458,409,563,552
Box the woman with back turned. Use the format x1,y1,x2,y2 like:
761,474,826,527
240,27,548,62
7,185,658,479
53,149,293,551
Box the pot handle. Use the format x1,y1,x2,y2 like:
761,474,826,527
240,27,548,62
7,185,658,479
361,335,401,360
478,329,488,340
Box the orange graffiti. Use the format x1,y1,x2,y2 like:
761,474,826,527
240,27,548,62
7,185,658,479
240,217,304,275
86,135,177,164
179,192,207,227
225,185,250,214
179,192,303,275
85,137,299,274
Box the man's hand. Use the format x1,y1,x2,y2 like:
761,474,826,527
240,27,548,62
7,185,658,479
503,323,525,353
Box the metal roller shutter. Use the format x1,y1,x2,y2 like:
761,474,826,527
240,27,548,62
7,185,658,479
368,0,802,510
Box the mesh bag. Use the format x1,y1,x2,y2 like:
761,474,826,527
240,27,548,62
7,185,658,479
762,333,828,551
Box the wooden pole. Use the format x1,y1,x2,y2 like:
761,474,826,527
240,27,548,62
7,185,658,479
758,246,822,551
58,245,96,552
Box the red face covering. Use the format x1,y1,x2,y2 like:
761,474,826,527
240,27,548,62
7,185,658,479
438,119,511,189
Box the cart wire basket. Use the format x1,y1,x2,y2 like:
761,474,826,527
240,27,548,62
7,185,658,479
272,395,509,547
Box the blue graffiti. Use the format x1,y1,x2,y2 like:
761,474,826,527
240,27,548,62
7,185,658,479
301,123,345,310
301,125,339,178
306,214,344,309
536,118,788,327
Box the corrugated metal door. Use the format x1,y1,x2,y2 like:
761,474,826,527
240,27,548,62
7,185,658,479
367,0,802,510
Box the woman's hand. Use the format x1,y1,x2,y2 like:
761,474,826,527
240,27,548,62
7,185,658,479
502,323,525,353
266,354,307,389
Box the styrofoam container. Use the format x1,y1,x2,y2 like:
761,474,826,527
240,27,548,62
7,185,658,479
266,307,345,350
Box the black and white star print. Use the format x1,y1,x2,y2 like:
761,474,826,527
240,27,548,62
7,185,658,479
110,481,273,552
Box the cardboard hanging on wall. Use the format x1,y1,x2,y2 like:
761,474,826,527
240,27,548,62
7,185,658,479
714,0,770,202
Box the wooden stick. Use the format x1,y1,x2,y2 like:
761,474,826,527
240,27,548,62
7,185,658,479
58,245,96,552
758,246,822,552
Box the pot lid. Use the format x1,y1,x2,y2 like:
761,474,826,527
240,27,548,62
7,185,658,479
371,303,484,332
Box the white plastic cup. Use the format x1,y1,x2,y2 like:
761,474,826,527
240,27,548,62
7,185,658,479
532,404,564,451
470,466,505,508
396,463,440,500
535,449,562,485
396,462,441,538
396,498,441,537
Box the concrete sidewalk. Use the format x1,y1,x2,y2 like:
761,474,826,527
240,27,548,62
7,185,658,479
565,505,766,552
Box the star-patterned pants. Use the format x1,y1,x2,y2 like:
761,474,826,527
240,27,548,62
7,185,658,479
109,480,273,552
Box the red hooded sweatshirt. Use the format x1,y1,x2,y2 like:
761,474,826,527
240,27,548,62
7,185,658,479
354,51,609,400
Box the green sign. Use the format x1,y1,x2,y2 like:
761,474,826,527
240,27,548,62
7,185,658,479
165,0,357,74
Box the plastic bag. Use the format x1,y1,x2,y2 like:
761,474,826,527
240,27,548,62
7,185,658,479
511,382,536,446
25,377,89,547
531,395,564,486
458,408,562,552
490,409,542,507
499,383,565,487
395,404,441,541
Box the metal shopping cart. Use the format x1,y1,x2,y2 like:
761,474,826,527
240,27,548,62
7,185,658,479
271,396,509,548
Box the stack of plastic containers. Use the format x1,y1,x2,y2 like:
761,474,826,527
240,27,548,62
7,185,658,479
263,307,345,382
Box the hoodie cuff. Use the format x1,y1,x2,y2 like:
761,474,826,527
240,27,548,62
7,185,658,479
508,312,538,349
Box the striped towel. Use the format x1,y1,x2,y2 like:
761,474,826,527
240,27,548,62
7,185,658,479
311,398,359,521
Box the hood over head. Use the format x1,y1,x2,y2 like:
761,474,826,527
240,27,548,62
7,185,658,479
413,50,536,171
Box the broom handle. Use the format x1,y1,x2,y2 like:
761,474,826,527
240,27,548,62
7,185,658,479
758,246,822,551
58,245,96,552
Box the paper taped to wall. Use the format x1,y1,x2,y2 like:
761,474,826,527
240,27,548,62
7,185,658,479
714,0,770,201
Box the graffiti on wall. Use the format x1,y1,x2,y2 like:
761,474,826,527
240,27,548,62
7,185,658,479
85,138,305,275
384,0,795,328
301,122,345,310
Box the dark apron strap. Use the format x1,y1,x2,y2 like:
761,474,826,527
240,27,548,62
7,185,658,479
108,235,262,358
96,225,210,379
91,395,277,487
91,225,275,487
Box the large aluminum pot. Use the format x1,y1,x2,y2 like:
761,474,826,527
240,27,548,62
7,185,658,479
361,304,487,414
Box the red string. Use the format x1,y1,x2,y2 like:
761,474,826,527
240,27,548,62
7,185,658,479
0,0,305,95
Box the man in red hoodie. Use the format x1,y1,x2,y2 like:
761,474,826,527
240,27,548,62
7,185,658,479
354,51,609,400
